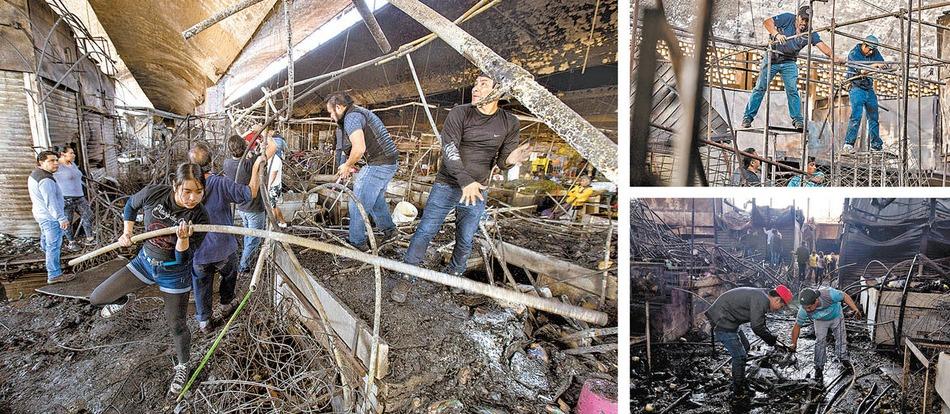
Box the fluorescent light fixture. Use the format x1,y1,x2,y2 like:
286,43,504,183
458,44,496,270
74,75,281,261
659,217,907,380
224,0,390,105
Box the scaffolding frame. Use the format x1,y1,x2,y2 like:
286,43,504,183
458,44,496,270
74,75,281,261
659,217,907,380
632,0,950,187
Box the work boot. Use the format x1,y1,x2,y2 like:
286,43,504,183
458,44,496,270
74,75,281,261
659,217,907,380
382,228,399,243
66,240,82,252
391,278,413,303
168,363,190,395
793,120,805,130
842,144,855,154
741,118,753,129
47,273,77,284
214,302,237,320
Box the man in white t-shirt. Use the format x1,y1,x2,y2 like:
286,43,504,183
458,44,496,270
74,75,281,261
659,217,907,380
266,132,288,228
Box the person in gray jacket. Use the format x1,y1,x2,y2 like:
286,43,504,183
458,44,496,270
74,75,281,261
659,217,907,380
28,150,76,284
704,285,792,396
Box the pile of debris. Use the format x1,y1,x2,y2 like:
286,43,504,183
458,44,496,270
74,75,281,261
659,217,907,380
631,318,904,413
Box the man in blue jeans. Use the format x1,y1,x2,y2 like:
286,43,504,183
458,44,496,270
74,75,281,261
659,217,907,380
844,35,887,153
392,74,531,303
225,135,270,275
28,150,76,284
704,285,792,397
190,142,263,333
741,6,844,130
326,92,400,251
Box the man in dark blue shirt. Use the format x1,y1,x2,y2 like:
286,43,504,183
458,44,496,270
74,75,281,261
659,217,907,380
741,6,844,130
844,35,886,153
189,142,263,333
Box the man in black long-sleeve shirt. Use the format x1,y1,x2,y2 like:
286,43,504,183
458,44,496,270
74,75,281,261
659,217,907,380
392,74,530,303
704,285,792,397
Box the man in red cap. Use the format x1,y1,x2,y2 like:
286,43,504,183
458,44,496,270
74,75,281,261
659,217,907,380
704,285,792,397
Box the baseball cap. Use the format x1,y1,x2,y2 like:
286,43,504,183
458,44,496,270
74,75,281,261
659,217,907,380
775,284,793,305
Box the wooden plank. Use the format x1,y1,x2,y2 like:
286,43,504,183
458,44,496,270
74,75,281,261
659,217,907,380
36,258,128,300
937,352,950,408
273,245,390,379
906,338,931,366
492,240,617,301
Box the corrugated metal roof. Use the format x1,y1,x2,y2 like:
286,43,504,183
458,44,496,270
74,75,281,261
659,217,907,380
0,70,42,237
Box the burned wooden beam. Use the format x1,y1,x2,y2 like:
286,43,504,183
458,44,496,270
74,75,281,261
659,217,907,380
387,0,618,183
352,0,392,53
182,0,267,40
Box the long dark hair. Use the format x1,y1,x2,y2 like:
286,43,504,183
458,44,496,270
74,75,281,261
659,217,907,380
174,163,206,192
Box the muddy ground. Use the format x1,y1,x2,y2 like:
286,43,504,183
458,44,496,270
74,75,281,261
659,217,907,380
631,318,909,413
295,228,618,413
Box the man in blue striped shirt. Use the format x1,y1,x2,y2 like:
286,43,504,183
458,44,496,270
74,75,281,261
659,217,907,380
327,92,400,251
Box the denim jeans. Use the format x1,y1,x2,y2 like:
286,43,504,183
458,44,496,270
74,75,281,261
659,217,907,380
742,60,803,124
38,220,63,279
404,182,487,276
348,163,398,247
715,329,750,391
63,196,94,241
192,252,238,322
238,210,266,273
845,87,883,149
814,317,849,369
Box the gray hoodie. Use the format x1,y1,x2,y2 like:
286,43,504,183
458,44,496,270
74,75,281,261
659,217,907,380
705,287,778,345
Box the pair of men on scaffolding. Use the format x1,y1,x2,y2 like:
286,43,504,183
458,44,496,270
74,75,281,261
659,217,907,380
741,6,888,181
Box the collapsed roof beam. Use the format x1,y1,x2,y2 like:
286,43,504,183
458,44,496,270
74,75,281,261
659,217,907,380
182,0,267,40
387,0,619,183
353,0,393,53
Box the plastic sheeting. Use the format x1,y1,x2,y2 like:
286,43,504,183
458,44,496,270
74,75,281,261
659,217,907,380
838,199,950,286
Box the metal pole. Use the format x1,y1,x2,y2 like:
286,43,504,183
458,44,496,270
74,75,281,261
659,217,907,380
902,6,913,186
182,0,267,40
830,0,837,186
763,42,772,186
801,8,814,186
352,0,393,52
405,54,441,142
387,0,618,182
284,0,295,116
671,0,714,186
917,0,923,186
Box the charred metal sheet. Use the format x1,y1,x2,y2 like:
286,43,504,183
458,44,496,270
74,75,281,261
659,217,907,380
0,0,34,72
0,70,42,237
43,80,81,150
28,0,81,92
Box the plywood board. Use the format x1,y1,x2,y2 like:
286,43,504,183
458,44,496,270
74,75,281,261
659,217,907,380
273,245,389,379
937,352,950,408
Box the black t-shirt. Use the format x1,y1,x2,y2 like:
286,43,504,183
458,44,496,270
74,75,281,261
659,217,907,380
123,185,209,262
230,157,264,213
436,104,520,187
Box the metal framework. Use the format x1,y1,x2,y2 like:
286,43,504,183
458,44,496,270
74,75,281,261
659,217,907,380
632,0,950,187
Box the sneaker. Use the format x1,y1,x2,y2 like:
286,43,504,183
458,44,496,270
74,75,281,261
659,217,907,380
100,301,126,318
277,222,290,229
870,146,883,152
793,120,805,130
391,278,413,303
198,319,213,334
168,363,190,395
47,273,77,284
842,144,855,154
66,241,82,252
740,118,753,128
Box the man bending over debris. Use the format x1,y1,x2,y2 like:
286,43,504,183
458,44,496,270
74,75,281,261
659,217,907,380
28,150,75,284
740,6,844,130
326,91,400,251
89,163,209,395
189,142,263,333
789,287,863,383
704,285,792,397
392,74,531,303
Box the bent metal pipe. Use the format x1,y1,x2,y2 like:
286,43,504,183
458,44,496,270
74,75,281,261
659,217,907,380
69,224,609,325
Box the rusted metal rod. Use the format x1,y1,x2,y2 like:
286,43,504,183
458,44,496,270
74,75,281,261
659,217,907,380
352,0,392,53
182,0,267,40
387,0,618,183
68,225,609,325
